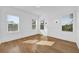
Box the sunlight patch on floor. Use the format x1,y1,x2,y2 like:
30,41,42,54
36,41,55,46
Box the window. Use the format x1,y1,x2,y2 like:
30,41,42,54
61,13,73,32
7,15,19,32
40,20,44,30
32,19,36,30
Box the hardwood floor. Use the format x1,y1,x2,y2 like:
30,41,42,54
0,34,79,53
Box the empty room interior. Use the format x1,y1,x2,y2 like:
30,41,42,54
0,6,79,53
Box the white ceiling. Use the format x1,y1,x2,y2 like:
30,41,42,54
14,6,76,18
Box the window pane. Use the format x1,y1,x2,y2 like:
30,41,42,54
32,19,36,30
40,20,44,30
61,13,73,32
7,15,19,31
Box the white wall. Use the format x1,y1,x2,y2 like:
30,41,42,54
0,7,39,43
0,7,78,46
47,10,76,42
76,7,79,48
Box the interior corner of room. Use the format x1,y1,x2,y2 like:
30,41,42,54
0,6,79,53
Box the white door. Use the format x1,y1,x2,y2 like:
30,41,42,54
39,16,48,37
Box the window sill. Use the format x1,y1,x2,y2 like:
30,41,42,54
8,31,19,33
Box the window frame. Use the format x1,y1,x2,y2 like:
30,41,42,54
32,19,37,30
40,20,44,30
7,15,19,33
61,13,73,32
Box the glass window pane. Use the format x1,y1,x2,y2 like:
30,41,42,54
32,19,36,30
61,13,73,32
7,15,19,31
40,20,44,30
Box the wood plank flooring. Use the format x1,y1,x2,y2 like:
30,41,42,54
0,34,79,53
